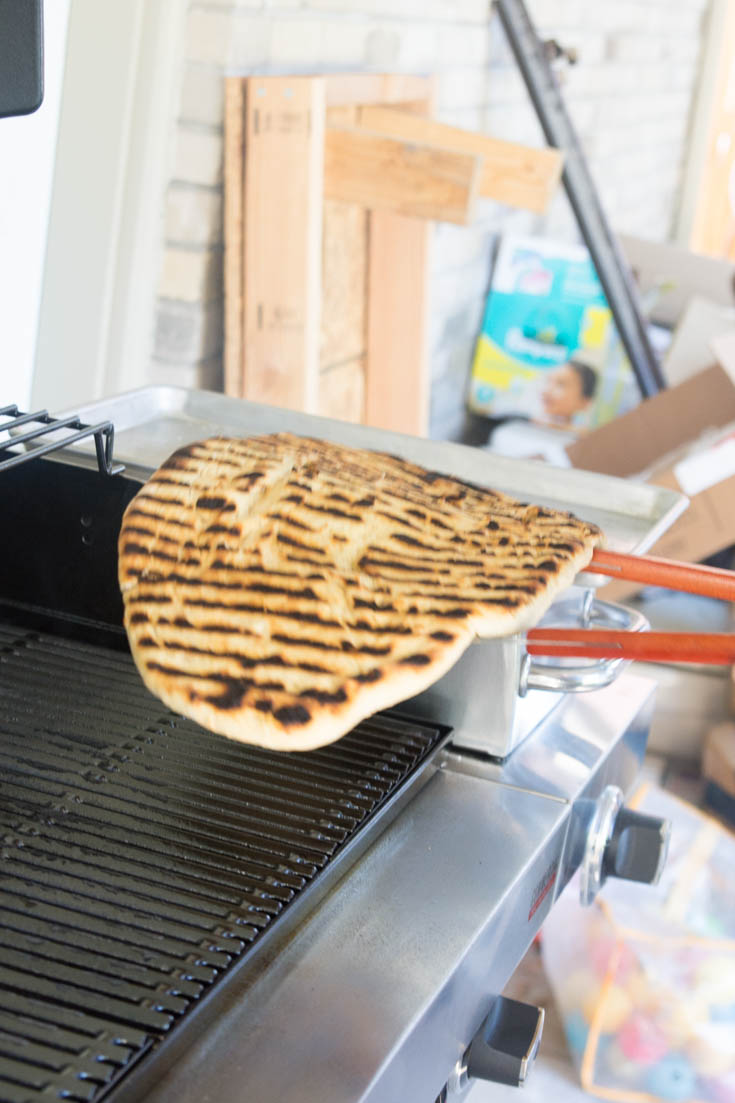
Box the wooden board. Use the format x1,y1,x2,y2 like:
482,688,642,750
356,104,563,214
223,78,245,396
324,73,431,108
687,0,735,258
241,76,325,412
324,127,480,225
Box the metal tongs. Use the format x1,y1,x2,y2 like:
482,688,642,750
527,549,735,665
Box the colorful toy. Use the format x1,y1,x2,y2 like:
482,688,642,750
583,983,632,1033
618,1015,669,1064
644,1054,697,1101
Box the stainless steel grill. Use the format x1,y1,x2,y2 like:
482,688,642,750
0,387,679,1103
0,623,447,1103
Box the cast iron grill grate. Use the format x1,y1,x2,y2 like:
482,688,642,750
0,624,446,1103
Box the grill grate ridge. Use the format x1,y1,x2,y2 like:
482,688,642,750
0,625,446,1102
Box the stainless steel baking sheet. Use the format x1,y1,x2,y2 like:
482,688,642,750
63,385,687,558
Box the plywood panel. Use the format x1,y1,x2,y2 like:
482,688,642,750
241,76,325,411
366,210,429,435
321,200,367,369
318,357,365,423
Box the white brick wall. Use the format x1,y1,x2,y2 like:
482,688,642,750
151,0,710,439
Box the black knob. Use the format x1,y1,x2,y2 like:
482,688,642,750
466,996,544,1087
603,808,670,885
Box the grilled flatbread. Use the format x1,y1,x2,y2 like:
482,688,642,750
118,434,601,750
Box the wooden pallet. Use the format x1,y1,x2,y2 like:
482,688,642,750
224,73,563,434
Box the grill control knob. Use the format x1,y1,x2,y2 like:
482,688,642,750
445,996,544,1095
580,785,670,907
604,806,670,885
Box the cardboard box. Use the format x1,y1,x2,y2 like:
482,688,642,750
566,363,735,600
619,233,735,328
662,295,735,386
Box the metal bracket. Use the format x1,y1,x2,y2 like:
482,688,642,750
0,406,125,477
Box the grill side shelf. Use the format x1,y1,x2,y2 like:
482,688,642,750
0,624,448,1103
0,405,124,477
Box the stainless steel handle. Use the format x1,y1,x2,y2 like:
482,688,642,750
521,596,649,696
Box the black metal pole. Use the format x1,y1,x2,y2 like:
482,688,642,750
496,0,666,398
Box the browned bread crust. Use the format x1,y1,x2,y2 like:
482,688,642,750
118,434,601,750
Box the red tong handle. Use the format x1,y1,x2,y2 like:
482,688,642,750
527,628,735,665
589,548,735,602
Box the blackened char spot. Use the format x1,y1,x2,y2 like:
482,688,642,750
486,520,499,531
359,556,427,573
400,653,431,666
196,496,234,512
206,681,250,710
123,543,178,563
125,507,190,529
537,559,557,571
353,598,396,612
431,631,454,642
148,476,188,488
255,699,273,713
246,582,318,600
420,470,442,485
430,517,451,530
185,598,340,627
341,640,391,656
271,512,314,532
206,523,240,535
159,443,199,469
354,496,375,508
129,612,149,625
274,705,310,727
300,502,361,522
137,492,187,509
355,668,382,683
391,534,427,549
352,619,412,635
273,633,333,652
277,533,326,555
299,688,348,705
